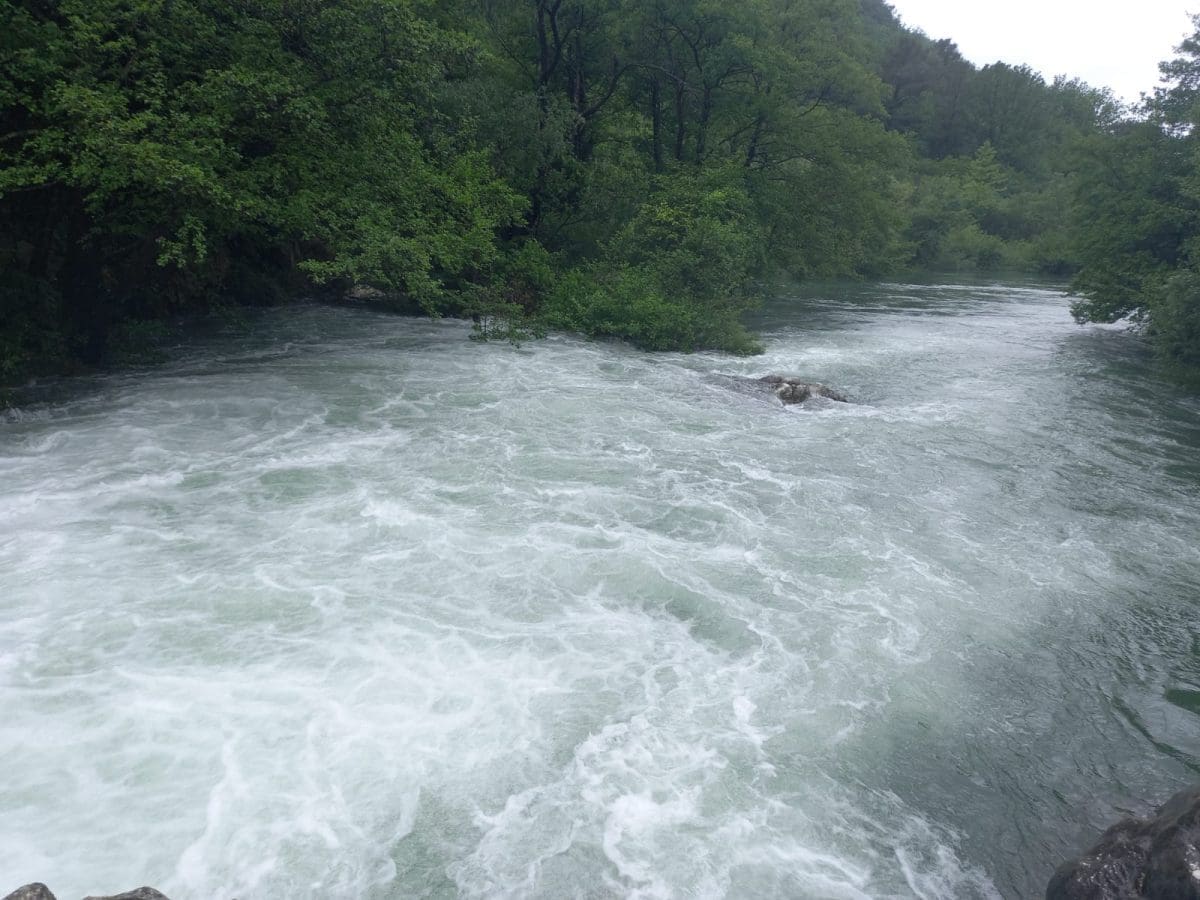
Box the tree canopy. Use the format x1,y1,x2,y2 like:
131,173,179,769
1068,15,1200,380
0,0,1163,382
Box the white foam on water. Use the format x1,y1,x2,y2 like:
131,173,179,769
2,292,1200,898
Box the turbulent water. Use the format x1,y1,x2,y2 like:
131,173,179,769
2,282,1200,899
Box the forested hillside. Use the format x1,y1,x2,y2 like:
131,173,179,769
0,0,1154,381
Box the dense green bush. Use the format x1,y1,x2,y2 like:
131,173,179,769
1068,18,1200,381
543,173,763,354
1150,270,1200,379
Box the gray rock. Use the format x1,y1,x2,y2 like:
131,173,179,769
713,374,849,406
1047,785,1200,899
755,374,849,405
344,284,386,303
2,886,56,900
759,375,849,405
3,886,172,900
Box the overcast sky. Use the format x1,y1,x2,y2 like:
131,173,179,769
887,0,1196,103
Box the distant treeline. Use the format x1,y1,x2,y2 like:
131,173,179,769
1,0,1196,380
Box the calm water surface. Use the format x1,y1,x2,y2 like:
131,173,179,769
2,283,1198,898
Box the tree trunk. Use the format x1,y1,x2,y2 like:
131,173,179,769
695,84,713,162
650,77,664,171
673,82,687,161
745,114,765,167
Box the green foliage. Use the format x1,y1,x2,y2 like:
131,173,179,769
1069,122,1191,324
464,240,556,345
0,271,66,381
0,0,521,378
0,0,1129,377
106,318,173,367
875,26,1121,277
906,145,1004,270
544,172,763,353
1067,15,1200,382
1152,269,1200,378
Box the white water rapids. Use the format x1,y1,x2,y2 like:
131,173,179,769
2,283,1199,899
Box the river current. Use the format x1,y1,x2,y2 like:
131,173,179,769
2,282,1199,899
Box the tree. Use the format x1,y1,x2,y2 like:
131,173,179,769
1069,15,1200,379
0,0,522,377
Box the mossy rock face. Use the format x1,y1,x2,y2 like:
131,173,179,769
1046,785,1200,899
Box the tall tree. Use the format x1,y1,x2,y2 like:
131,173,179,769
1070,15,1200,378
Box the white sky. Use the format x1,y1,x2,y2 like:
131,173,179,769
888,0,1196,104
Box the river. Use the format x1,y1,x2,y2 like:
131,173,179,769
2,282,1198,899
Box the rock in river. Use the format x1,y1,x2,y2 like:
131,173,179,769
757,374,849,404
714,373,849,405
2,887,172,900
2,887,56,900
1046,784,1200,899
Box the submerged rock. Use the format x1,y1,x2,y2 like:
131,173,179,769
1046,785,1200,899
716,373,849,406
757,374,849,404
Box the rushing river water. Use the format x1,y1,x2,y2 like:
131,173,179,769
2,282,1199,899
